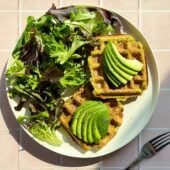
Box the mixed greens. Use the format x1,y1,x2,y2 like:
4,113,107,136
6,5,121,146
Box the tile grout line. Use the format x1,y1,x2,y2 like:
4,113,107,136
18,0,22,36
138,0,142,32
99,0,102,7
58,0,61,7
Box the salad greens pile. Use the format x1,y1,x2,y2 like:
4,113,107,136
6,5,118,146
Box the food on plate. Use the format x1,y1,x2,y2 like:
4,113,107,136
5,4,148,152
88,34,148,100
60,86,123,150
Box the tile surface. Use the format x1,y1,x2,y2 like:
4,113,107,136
0,0,170,170
21,0,59,10
154,51,170,89
61,0,99,6
101,0,139,10
0,0,18,10
0,130,19,168
141,12,170,49
142,0,170,10
0,12,18,49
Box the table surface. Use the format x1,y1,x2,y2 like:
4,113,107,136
0,0,170,170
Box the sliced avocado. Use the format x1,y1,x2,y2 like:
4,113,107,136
81,105,103,142
103,54,128,84
86,106,106,144
103,60,121,87
106,45,138,75
76,101,100,139
70,101,97,135
105,50,134,81
70,101,110,145
91,116,101,144
107,41,143,72
95,109,110,137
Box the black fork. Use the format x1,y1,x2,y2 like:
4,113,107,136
125,131,170,170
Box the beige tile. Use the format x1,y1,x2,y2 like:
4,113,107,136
141,12,170,49
0,130,19,168
20,129,60,168
118,12,139,28
0,51,11,90
0,12,18,49
77,167,100,170
0,51,10,80
146,90,170,128
142,0,170,10
21,12,45,33
140,129,170,168
102,137,139,167
101,0,139,10
153,51,170,89
61,0,99,7
59,168,77,170
0,168,19,170
60,155,101,167
0,90,19,129
20,168,56,170
21,0,59,10
0,0,18,10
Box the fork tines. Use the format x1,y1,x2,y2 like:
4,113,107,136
149,132,170,152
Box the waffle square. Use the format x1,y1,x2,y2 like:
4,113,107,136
60,86,123,151
88,34,148,100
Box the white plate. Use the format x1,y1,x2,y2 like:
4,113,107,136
6,5,159,158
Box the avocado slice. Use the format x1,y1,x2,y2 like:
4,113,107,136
86,106,106,144
76,101,100,139
70,100,110,145
103,54,128,84
81,105,103,142
103,60,121,87
105,44,138,75
106,41,143,72
70,101,97,136
104,50,133,81
95,109,110,137
91,116,101,144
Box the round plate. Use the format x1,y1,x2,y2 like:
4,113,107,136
6,5,159,158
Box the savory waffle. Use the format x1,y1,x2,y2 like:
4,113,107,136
88,34,148,100
60,86,123,151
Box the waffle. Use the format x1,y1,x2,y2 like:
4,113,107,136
60,86,123,151
88,34,148,100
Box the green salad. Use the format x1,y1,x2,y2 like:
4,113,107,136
6,5,122,146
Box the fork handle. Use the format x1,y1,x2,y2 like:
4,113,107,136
124,157,144,170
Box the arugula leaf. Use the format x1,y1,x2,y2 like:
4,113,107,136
64,8,114,36
6,59,25,78
18,112,62,146
42,34,89,64
29,120,62,146
58,61,88,88
70,7,95,21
